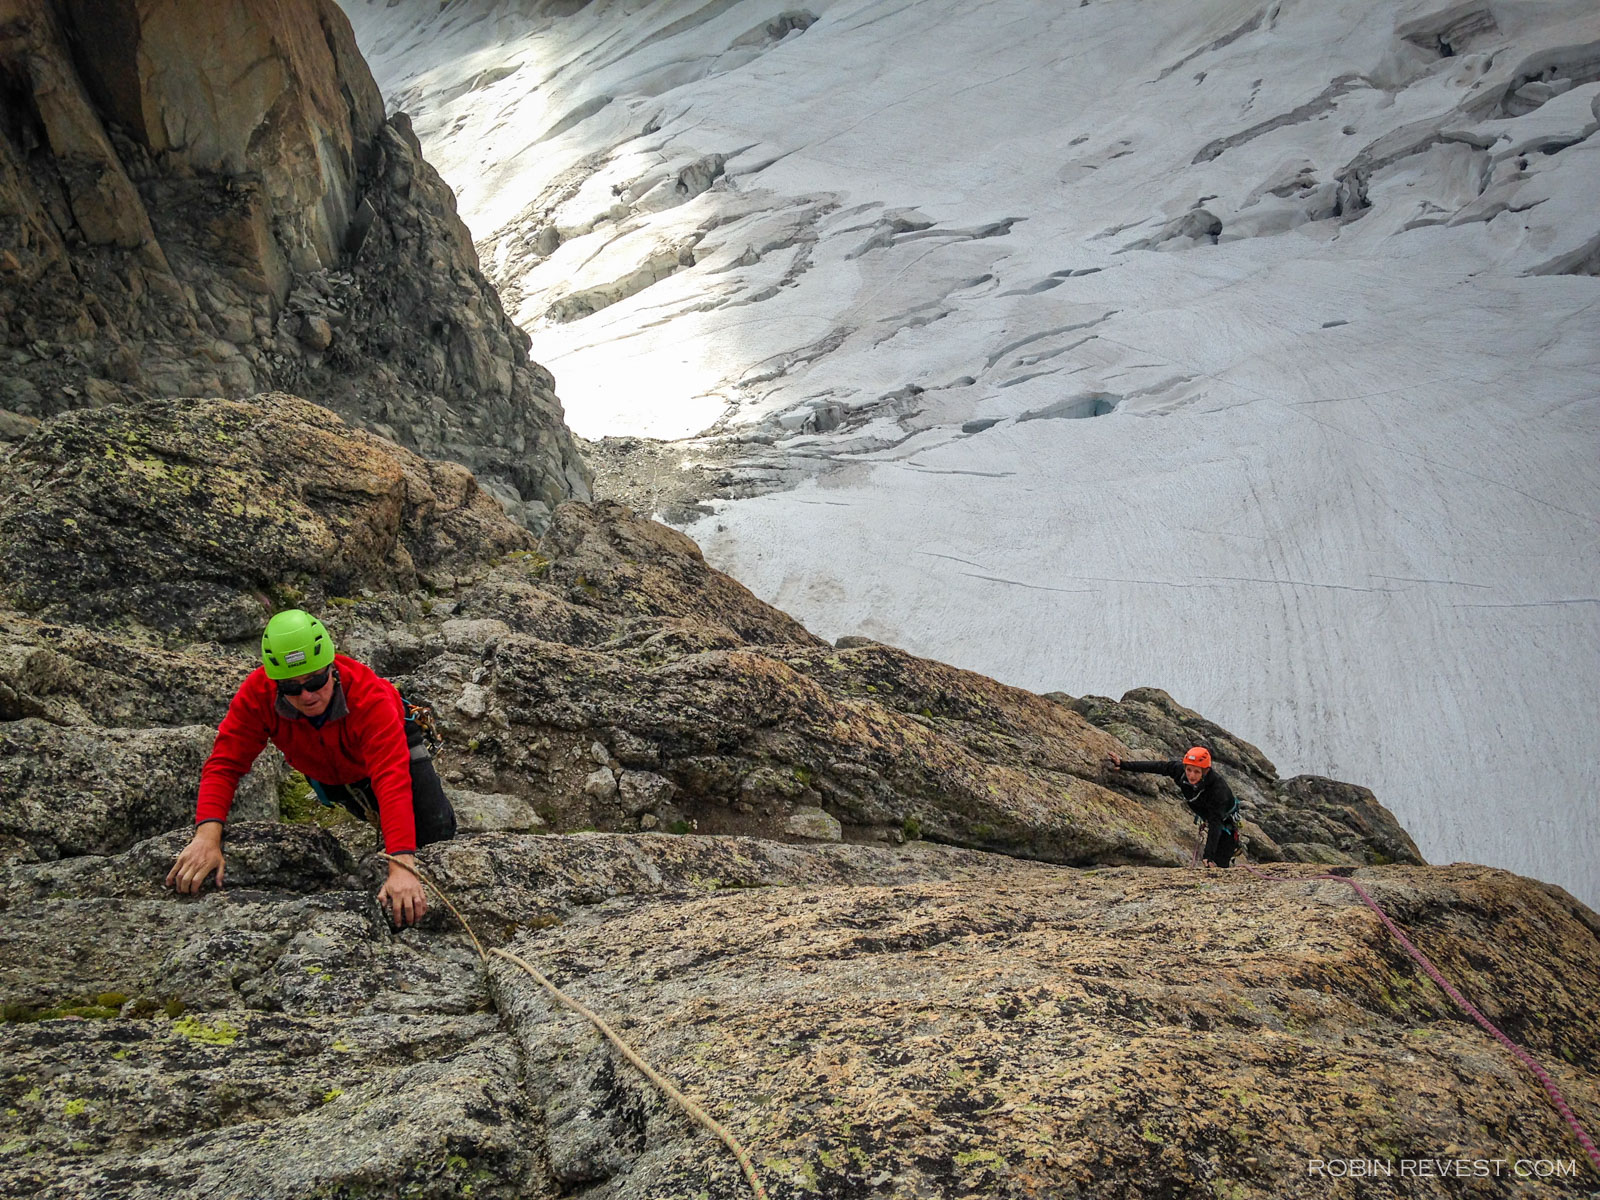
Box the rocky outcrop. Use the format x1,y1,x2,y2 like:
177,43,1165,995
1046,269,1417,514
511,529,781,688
2,6,1594,1193
0,0,590,521
0,721,280,863
537,498,821,647
485,849,1600,1200
0,609,246,727
0,393,1418,873
2,825,1596,1198
0,824,531,1197
0,610,284,863
0,391,534,639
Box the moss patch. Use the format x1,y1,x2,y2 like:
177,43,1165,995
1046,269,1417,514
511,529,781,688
277,772,355,829
1,993,126,1022
278,772,318,823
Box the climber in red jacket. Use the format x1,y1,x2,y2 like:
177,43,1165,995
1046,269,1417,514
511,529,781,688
165,609,455,926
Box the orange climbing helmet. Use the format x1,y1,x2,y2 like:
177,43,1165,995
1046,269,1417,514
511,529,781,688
1182,746,1212,770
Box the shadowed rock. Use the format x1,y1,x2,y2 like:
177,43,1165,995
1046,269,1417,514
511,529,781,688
0,0,590,520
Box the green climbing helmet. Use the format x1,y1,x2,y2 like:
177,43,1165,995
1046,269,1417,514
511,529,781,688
260,609,336,680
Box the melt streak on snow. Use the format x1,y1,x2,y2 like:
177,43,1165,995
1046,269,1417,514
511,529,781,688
340,0,1600,907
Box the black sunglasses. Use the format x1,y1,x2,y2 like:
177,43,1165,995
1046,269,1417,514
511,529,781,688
276,666,333,696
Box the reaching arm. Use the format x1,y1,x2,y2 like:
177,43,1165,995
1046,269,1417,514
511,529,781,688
171,677,269,894
1107,755,1184,782
377,854,427,927
165,820,225,893
354,683,428,927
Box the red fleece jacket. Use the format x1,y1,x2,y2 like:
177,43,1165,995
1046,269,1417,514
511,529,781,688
197,655,417,853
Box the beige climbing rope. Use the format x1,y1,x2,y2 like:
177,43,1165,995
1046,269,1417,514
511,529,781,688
381,853,769,1200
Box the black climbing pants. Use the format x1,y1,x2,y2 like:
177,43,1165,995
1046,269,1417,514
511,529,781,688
1203,822,1239,868
312,753,457,848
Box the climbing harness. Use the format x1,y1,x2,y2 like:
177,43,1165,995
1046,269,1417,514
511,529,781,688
380,854,770,1200
1238,861,1600,1178
400,692,444,756
1190,798,1240,868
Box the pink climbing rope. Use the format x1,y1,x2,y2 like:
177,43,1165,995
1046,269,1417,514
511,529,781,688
1238,862,1600,1177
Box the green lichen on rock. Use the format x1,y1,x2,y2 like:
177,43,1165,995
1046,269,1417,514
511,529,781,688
0,394,537,639
171,1015,240,1046
0,824,1597,1199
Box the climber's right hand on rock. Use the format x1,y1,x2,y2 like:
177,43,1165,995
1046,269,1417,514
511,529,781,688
166,823,225,894
1106,751,1122,770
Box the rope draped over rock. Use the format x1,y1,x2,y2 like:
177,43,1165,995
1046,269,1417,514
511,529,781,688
1239,862,1600,1178
381,853,770,1199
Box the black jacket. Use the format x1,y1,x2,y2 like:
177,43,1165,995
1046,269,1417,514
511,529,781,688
1120,760,1239,827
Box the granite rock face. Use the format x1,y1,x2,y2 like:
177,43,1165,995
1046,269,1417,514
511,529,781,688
0,0,590,520
1,8,1592,1194
0,720,281,863
0,825,539,1200
483,852,1600,1200
0,608,248,727
2,825,1596,1199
